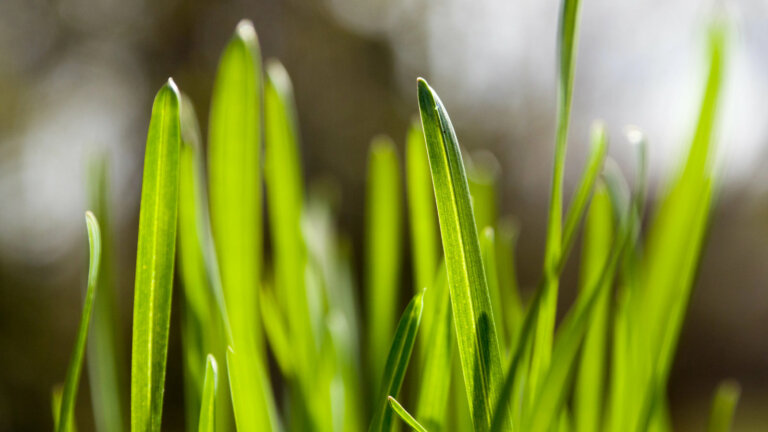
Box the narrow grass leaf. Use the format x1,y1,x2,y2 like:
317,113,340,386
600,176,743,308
198,355,218,432
389,396,429,432
52,385,77,432
495,219,524,348
417,78,507,431
706,381,740,432
130,79,181,432
57,212,101,432
369,291,425,432
467,151,500,233
480,228,507,352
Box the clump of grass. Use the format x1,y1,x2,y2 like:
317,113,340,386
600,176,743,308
53,1,737,431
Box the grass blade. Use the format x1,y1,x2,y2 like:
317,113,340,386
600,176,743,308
57,212,101,432
495,219,524,348
467,151,500,233
706,381,740,432
480,228,507,352
198,355,218,432
531,0,583,399
369,291,425,432
417,78,507,431
130,79,181,432
86,157,126,432
365,136,403,391
389,396,429,432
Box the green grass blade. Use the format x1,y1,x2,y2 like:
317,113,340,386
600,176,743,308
417,78,507,431
415,263,452,432
368,291,425,432
365,136,403,391
86,157,126,432
226,346,282,431
389,396,429,432
495,219,523,348
480,228,507,352
57,212,101,432
574,181,613,432
706,381,740,432
467,151,500,233
531,0,583,399
198,355,218,432
52,385,78,432
259,285,293,375
130,79,181,432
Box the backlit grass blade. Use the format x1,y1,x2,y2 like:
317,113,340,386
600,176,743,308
52,385,77,432
417,78,507,431
480,228,507,352
574,181,613,432
531,0,583,399
495,219,523,347
208,21,277,431
259,285,293,375
415,263,452,432
130,79,181,432
86,157,126,432
468,151,500,233
706,381,740,432
365,136,403,391
57,212,101,432
198,355,218,432
368,291,424,432
389,396,429,432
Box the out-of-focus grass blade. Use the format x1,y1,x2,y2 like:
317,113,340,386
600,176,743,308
480,228,507,352
259,285,293,375
208,21,278,431
368,291,424,432
574,181,613,432
389,396,429,432
130,79,181,432
86,157,125,432
52,385,77,432
495,219,523,347
531,0,583,398
706,381,740,432
417,78,507,431
468,151,500,233
57,212,101,432
198,355,218,432
415,263,452,432
365,136,403,391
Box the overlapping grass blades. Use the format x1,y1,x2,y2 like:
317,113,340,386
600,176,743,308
389,397,429,432
198,355,218,432
130,79,181,432
57,212,101,432
417,78,508,431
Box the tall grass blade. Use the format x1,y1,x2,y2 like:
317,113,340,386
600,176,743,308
417,78,507,431
130,79,181,432
86,157,125,432
531,0,583,398
389,396,429,432
57,212,101,432
198,355,218,432
369,291,425,432
52,385,78,432
706,381,740,432
480,228,507,352
365,136,403,391
467,151,500,233
495,219,523,348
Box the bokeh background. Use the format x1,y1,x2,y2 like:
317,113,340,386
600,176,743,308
1,0,767,430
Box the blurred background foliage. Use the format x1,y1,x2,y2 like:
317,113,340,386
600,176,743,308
0,0,767,430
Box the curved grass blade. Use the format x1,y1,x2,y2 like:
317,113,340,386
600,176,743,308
57,212,101,432
531,0,583,399
130,79,181,432
417,78,507,431
706,381,740,432
198,355,218,432
365,136,403,392
389,396,429,432
86,157,126,432
368,291,425,432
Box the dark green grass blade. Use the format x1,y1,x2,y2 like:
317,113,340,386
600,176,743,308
574,181,613,432
415,263,452,432
389,397,429,432
86,157,126,432
369,291,425,432
417,78,507,431
198,355,218,432
130,79,181,432
531,0,583,399
706,381,740,432
365,136,403,391
57,212,101,432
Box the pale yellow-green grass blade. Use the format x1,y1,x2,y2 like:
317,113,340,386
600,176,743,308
468,151,500,233
198,355,218,432
57,212,101,432
52,385,77,432
495,219,523,348
369,291,425,432
365,136,403,392
706,381,740,432
480,228,508,352
417,78,507,431
86,157,126,432
130,79,181,432
389,396,429,432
